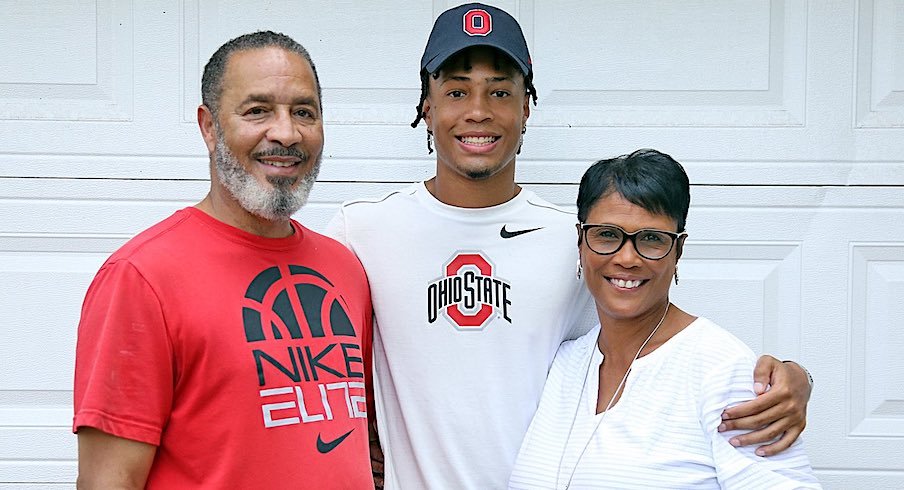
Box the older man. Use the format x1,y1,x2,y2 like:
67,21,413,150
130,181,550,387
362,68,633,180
73,31,373,488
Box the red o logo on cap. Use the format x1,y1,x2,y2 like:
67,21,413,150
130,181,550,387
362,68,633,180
463,9,492,36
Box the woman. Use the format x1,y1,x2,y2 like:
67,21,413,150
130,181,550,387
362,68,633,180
509,149,819,489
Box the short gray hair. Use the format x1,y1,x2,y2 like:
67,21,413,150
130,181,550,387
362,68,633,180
201,30,321,116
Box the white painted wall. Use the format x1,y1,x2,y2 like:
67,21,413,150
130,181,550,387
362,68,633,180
1,1,903,487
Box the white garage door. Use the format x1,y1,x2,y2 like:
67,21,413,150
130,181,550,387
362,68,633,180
1,1,902,488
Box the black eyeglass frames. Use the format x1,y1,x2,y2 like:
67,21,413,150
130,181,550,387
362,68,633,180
580,223,686,260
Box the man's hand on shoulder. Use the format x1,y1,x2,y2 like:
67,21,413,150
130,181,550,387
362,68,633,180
718,355,812,456
76,427,156,490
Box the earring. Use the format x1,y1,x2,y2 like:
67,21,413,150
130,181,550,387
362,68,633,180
427,130,434,154
516,126,526,155
576,259,583,280
674,267,679,285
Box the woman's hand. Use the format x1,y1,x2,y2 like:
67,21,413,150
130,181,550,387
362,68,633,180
718,355,812,456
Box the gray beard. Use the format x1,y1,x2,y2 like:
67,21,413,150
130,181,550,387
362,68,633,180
213,131,320,221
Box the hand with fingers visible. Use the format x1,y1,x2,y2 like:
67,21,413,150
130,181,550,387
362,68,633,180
718,355,812,456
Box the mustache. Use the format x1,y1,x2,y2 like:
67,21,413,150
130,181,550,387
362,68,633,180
251,147,308,161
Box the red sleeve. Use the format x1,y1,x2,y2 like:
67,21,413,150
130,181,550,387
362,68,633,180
72,259,174,446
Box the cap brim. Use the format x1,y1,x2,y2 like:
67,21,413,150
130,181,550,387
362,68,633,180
423,42,530,77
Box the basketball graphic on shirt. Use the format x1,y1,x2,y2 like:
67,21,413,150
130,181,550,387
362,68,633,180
242,265,356,342
241,264,367,434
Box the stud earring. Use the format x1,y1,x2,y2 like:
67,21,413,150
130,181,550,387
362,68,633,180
576,259,583,280
674,267,679,285
427,130,434,154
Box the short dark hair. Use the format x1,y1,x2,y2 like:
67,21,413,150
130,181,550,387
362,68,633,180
576,149,691,232
410,47,537,129
201,31,321,116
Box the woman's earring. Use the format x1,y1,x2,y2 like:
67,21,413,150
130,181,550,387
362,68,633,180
674,267,679,285
427,130,434,154
576,259,583,280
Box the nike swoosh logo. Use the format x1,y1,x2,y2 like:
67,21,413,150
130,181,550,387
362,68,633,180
316,429,354,454
500,225,544,239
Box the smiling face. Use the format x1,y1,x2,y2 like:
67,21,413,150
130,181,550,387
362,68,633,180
199,46,324,222
579,191,685,326
422,46,530,184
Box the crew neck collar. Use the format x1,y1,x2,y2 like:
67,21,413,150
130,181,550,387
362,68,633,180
184,207,305,250
415,181,530,220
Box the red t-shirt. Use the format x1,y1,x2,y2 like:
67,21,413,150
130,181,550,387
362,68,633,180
73,208,374,489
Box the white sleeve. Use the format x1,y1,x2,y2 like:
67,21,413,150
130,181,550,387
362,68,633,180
564,287,597,340
323,208,352,249
698,352,822,489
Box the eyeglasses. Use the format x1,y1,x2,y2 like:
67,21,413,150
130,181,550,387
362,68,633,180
580,224,686,260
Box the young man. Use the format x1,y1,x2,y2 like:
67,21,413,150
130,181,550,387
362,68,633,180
327,4,812,488
73,31,373,488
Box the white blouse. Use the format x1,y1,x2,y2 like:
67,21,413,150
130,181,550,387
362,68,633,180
509,318,820,489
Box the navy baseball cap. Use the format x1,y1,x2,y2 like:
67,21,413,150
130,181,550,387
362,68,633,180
420,3,532,77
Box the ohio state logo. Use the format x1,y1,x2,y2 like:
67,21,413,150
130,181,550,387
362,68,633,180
427,251,512,330
463,8,492,36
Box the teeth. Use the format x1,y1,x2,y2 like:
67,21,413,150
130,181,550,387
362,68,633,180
610,278,642,289
460,136,496,145
260,160,296,168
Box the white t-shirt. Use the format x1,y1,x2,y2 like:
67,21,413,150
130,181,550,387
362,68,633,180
326,182,596,489
509,317,820,489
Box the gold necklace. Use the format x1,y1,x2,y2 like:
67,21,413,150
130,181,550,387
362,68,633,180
554,302,671,489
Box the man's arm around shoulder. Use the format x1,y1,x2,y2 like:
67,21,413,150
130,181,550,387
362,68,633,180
77,427,156,490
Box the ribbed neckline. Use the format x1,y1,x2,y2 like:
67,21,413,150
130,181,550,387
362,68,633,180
182,207,305,251
414,181,531,222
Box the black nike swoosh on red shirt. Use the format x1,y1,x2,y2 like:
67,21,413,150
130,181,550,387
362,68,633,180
317,429,355,454
500,225,544,239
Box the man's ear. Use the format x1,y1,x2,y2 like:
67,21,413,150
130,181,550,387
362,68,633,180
422,97,432,130
198,105,217,154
